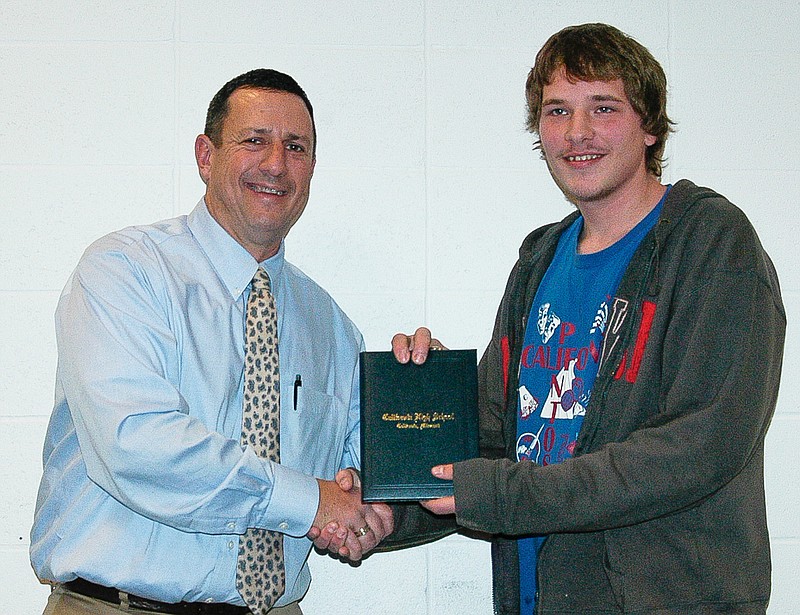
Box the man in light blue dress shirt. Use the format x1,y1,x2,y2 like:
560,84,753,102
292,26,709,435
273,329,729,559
31,69,392,615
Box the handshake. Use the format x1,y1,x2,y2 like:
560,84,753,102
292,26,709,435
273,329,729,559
306,327,454,561
308,468,392,561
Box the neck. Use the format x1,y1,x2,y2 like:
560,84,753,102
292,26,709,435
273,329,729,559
576,176,665,254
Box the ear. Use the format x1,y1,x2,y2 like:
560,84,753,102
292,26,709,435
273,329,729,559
195,134,214,185
644,133,657,147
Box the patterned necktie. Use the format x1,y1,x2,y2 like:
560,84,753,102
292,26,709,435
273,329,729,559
236,267,285,614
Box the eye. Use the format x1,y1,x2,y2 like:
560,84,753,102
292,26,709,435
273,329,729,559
596,106,616,114
286,143,306,153
546,108,568,116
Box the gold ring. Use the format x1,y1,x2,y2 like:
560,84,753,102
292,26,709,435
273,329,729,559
355,525,370,537
429,343,443,351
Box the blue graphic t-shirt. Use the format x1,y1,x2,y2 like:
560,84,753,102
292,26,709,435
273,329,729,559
516,190,668,613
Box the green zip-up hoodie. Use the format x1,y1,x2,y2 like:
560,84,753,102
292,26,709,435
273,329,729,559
453,180,785,614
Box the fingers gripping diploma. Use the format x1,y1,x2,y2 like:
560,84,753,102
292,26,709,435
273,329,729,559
391,327,447,365
307,468,394,562
421,464,456,515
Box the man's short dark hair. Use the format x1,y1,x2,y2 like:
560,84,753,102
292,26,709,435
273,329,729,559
525,23,674,177
204,68,316,155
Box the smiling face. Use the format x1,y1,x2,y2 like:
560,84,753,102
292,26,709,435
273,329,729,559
538,70,657,211
195,87,316,262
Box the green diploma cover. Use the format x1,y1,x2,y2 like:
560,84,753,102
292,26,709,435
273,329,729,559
359,349,479,501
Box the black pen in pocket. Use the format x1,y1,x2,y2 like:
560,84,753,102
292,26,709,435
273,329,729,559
293,374,302,410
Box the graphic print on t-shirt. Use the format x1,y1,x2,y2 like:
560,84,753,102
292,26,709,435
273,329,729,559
516,298,606,465
537,302,561,344
541,358,585,421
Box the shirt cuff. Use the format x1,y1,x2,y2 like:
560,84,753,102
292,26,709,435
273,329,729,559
261,462,320,538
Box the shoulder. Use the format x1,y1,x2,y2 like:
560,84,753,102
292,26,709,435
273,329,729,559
659,180,762,260
81,215,190,267
67,215,191,301
663,180,756,238
659,180,781,295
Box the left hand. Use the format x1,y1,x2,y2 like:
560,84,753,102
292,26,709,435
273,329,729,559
420,464,456,515
391,327,447,365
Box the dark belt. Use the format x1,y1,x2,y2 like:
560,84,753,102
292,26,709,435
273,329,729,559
63,578,251,614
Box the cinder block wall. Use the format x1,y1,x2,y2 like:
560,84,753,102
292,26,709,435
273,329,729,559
2,2,797,613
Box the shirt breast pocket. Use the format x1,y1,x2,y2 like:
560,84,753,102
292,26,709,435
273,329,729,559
280,383,348,476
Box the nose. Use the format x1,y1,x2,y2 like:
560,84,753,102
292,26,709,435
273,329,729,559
259,142,287,177
565,110,594,144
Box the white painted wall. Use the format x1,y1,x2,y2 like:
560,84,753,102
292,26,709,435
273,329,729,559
2,1,797,613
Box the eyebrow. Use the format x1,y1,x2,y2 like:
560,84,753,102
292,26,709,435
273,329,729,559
542,94,626,106
239,127,312,144
590,94,626,103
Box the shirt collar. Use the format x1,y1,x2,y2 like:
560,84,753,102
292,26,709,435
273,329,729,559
188,198,286,300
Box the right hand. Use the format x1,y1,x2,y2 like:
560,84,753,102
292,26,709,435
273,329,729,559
391,327,447,365
311,471,393,561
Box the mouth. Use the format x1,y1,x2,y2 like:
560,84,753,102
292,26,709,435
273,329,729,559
246,182,289,196
565,154,603,162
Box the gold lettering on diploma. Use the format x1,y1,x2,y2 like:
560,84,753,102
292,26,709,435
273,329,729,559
381,412,456,430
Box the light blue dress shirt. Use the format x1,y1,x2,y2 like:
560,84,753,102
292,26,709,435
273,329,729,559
30,200,364,606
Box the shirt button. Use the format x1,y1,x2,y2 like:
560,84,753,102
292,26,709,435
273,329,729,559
205,598,214,603
227,522,236,529
279,522,289,531
228,541,235,550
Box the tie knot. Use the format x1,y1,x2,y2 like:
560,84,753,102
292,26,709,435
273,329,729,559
252,268,272,293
